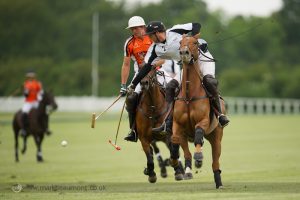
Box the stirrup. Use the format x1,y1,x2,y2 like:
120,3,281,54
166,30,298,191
124,130,138,142
152,122,166,133
218,114,230,127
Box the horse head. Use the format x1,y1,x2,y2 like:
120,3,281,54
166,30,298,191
140,68,159,92
40,91,58,114
179,34,200,64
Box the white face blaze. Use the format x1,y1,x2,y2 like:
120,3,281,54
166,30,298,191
180,45,192,63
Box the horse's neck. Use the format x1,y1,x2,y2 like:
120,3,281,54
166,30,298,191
37,102,47,116
181,63,205,96
142,86,165,108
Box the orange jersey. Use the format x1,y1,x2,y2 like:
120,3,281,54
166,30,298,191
23,80,42,102
124,35,152,67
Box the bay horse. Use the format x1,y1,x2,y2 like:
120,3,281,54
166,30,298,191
135,69,174,183
170,35,225,188
12,91,58,162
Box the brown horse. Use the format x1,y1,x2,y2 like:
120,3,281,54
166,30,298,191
12,91,58,162
135,69,173,183
170,35,225,188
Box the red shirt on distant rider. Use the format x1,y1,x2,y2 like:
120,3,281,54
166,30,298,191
20,72,43,137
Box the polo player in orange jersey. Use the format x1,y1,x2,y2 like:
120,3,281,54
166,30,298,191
120,16,173,142
20,71,43,137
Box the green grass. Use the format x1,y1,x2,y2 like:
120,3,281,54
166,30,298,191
0,113,300,199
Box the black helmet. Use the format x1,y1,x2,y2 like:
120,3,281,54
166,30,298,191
146,21,166,34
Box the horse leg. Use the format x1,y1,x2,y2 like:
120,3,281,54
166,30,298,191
34,134,44,162
151,141,167,178
170,123,185,181
21,136,27,154
181,138,193,180
14,130,19,162
193,126,205,168
141,140,157,183
206,128,224,189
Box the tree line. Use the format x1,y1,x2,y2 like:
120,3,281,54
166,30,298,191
0,0,299,98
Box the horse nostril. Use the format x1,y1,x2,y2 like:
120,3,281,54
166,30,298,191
185,50,189,54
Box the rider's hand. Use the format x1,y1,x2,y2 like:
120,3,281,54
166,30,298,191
127,83,136,95
119,84,127,97
153,59,165,68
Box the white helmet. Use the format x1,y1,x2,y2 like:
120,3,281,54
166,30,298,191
126,16,146,29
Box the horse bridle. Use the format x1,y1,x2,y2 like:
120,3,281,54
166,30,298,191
179,37,200,65
138,69,170,125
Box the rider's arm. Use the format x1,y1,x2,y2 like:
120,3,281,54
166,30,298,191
121,56,131,85
191,23,201,36
169,22,201,36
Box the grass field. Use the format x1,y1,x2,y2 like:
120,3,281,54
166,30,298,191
0,112,300,199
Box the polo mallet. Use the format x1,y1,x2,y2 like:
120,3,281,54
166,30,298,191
109,98,126,151
91,94,122,128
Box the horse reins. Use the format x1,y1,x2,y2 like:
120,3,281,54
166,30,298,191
137,70,170,127
176,37,209,130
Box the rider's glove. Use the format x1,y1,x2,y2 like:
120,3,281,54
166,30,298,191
119,84,127,97
127,83,136,94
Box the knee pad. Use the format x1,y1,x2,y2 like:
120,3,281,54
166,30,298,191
203,75,218,96
166,79,179,90
126,92,138,112
166,79,179,103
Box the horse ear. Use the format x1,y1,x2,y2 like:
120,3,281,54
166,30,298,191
193,33,201,39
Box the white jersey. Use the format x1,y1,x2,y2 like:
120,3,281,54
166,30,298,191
144,23,215,78
162,60,181,78
145,23,196,64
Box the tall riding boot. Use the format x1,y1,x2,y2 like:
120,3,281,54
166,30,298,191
124,92,138,142
124,111,137,142
20,113,28,137
153,79,179,133
212,96,230,127
203,75,229,127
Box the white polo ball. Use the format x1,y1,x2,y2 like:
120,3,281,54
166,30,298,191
61,140,68,147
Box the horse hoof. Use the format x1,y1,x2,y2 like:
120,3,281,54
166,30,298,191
175,173,184,181
184,172,193,180
214,169,223,189
161,172,167,178
37,156,44,162
193,152,203,168
21,149,26,154
194,160,203,168
183,167,193,180
160,168,167,178
216,185,224,189
148,175,157,183
160,166,168,178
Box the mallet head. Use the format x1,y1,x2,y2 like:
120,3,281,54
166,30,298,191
91,113,96,128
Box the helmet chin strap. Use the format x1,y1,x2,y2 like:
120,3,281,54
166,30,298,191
154,32,161,43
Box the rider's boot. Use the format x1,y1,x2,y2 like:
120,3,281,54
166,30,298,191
124,92,138,142
203,75,229,127
152,79,179,133
20,113,29,137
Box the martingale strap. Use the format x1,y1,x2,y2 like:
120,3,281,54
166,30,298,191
137,100,170,121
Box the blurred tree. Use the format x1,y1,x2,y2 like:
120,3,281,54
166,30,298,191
0,0,299,98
